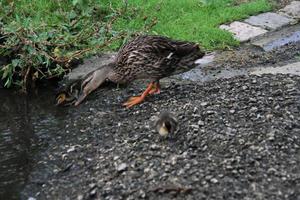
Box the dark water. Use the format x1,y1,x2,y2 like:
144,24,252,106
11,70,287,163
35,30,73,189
0,88,66,199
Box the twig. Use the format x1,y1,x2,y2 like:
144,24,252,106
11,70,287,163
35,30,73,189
23,66,31,92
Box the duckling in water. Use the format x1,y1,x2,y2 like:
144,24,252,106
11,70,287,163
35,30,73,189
55,81,81,106
56,35,205,108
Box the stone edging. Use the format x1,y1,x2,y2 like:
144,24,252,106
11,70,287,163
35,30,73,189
219,1,300,43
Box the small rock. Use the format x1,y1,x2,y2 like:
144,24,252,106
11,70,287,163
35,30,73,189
67,146,76,153
238,139,245,144
190,124,200,130
242,85,248,90
201,102,208,106
89,188,97,197
89,183,97,189
250,107,258,112
266,114,273,119
206,110,215,115
249,97,256,102
267,131,275,141
267,167,277,174
113,156,119,161
116,163,128,172
170,156,177,165
150,144,160,150
229,109,235,114
77,195,84,200
91,118,101,125
205,175,213,180
139,190,146,198
144,168,151,173
198,120,205,126
210,178,218,184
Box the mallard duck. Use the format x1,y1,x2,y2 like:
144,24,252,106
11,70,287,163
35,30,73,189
154,111,178,137
56,35,205,108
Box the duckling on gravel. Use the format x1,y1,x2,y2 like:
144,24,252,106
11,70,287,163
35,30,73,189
154,111,178,137
56,35,205,108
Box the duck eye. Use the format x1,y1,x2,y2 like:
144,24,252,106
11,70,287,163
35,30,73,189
165,121,172,131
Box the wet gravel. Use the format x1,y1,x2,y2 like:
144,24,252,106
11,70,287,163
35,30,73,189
205,41,300,72
22,74,300,200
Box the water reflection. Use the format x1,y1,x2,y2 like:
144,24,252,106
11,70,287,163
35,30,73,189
0,89,64,199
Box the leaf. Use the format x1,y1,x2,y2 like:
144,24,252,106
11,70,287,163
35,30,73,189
4,77,12,88
69,10,78,20
72,0,81,6
11,59,20,67
2,69,8,79
33,71,39,79
53,47,61,57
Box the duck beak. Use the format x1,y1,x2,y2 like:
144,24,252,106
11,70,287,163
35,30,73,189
55,93,66,106
158,122,169,137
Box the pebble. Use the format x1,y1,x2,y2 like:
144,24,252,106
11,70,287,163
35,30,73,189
198,120,205,126
89,188,97,197
210,178,219,184
267,131,275,141
190,124,200,130
201,102,208,106
229,109,235,114
242,86,248,90
67,146,76,153
77,195,84,200
116,163,128,172
206,110,215,115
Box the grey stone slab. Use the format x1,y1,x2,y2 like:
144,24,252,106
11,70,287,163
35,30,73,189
251,24,300,51
250,62,300,76
279,1,300,19
65,53,116,81
174,52,217,81
244,12,296,30
195,52,216,66
220,21,268,42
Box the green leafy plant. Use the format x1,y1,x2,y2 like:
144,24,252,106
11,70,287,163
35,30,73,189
0,0,131,90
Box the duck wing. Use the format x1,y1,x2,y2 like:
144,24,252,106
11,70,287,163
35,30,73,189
116,35,204,79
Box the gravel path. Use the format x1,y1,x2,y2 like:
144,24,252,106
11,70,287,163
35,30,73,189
204,41,300,72
22,74,300,200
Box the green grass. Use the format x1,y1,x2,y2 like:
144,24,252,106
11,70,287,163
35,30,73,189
0,0,272,88
104,0,272,50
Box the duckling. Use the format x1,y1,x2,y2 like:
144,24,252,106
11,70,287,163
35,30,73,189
56,35,205,107
155,111,178,137
55,80,81,106
55,63,113,106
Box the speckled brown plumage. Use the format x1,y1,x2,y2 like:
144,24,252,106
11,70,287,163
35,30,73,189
56,35,205,107
108,35,205,84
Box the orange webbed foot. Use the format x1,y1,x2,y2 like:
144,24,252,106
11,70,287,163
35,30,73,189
123,81,158,108
123,96,145,108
